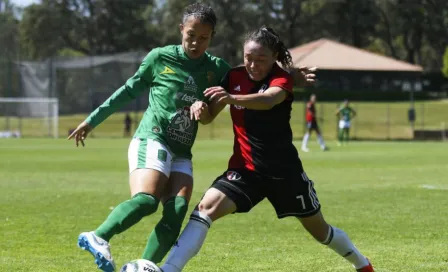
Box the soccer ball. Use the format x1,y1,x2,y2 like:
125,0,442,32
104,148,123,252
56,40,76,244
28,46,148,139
119,259,162,272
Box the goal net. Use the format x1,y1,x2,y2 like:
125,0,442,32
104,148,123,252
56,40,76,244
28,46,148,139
0,98,59,138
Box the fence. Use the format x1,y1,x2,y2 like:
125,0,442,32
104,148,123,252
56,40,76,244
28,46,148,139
1,52,447,140
1,100,440,140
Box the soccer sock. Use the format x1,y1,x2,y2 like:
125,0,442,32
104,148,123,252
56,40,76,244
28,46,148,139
94,193,159,242
317,134,326,149
302,133,310,148
142,196,188,263
322,226,369,269
338,129,344,143
344,129,350,143
161,210,212,272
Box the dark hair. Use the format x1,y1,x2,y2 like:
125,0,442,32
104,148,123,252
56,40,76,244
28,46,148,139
244,26,293,69
182,3,217,35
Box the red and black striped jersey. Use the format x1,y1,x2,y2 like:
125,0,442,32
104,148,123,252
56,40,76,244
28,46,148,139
221,64,303,178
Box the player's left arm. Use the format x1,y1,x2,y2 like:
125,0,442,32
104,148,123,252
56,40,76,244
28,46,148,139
204,86,288,110
351,107,357,118
192,60,231,124
204,71,293,110
232,87,288,110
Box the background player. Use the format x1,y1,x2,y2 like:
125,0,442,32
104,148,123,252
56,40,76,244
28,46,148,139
301,94,328,152
68,3,230,271
159,26,374,272
336,99,357,146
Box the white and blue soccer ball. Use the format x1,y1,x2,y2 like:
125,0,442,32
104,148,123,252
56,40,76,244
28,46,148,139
120,259,162,272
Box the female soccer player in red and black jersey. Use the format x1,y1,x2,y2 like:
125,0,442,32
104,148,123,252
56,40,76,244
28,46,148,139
160,27,374,272
301,93,329,152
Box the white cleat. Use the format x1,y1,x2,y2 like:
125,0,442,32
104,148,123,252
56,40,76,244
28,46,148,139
78,231,116,272
301,147,310,152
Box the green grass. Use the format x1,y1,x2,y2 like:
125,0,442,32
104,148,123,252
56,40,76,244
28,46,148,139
1,100,448,140
1,139,448,271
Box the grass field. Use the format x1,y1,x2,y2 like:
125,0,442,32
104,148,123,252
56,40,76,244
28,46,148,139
2,100,448,140
1,139,447,271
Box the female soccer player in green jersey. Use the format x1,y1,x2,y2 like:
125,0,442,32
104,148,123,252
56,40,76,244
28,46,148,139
68,3,230,271
336,99,357,146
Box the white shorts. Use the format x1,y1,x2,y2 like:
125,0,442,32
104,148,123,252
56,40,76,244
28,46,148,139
128,138,193,178
339,120,351,129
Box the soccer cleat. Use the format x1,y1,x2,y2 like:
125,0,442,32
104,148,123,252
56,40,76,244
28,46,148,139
322,146,330,151
301,147,310,152
356,260,374,272
78,231,116,272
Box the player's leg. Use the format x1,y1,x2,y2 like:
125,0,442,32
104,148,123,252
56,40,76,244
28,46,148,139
142,159,193,263
338,120,344,146
344,127,350,144
315,125,328,151
301,123,312,152
78,138,170,271
161,169,264,272
300,211,373,271
292,173,373,271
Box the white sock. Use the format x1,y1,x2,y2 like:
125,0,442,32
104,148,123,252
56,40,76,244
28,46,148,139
323,226,369,269
161,211,212,272
317,134,326,149
302,133,310,148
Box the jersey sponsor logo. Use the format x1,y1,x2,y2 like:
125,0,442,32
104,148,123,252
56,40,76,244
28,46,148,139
258,84,268,93
160,66,175,74
226,170,241,181
167,106,195,145
233,85,241,92
184,75,197,92
176,92,200,103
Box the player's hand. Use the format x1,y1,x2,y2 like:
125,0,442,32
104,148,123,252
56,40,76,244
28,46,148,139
204,87,234,104
293,66,317,87
68,121,93,147
190,101,208,121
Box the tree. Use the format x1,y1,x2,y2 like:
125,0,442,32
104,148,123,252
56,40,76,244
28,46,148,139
443,47,448,78
0,0,20,97
19,0,157,59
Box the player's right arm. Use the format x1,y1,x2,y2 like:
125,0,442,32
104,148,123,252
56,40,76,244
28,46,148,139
85,49,158,128
335,107,341,116
191,61,231,124
68,49,159,146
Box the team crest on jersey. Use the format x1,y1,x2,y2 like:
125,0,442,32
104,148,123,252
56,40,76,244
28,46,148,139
258,84,268,93
226,171,241,181
167,106,195,145
184,76,197,92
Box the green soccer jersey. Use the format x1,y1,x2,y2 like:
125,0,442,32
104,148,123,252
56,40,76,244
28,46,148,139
339,106,354,121
85,45,231,159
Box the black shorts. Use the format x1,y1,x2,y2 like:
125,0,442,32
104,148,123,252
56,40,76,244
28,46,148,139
210,169,321,219
306,120,319,130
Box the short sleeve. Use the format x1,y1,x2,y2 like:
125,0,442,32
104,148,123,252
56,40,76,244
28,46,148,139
270,73,294,94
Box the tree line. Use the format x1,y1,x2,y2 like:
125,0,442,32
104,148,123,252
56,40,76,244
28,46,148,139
1,0,448,74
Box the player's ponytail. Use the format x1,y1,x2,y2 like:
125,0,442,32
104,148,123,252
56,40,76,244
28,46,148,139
244,26,293,69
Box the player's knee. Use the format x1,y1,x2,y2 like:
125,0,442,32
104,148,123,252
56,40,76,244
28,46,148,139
132,192,160,217
161,196,188,233
196,199,218,218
